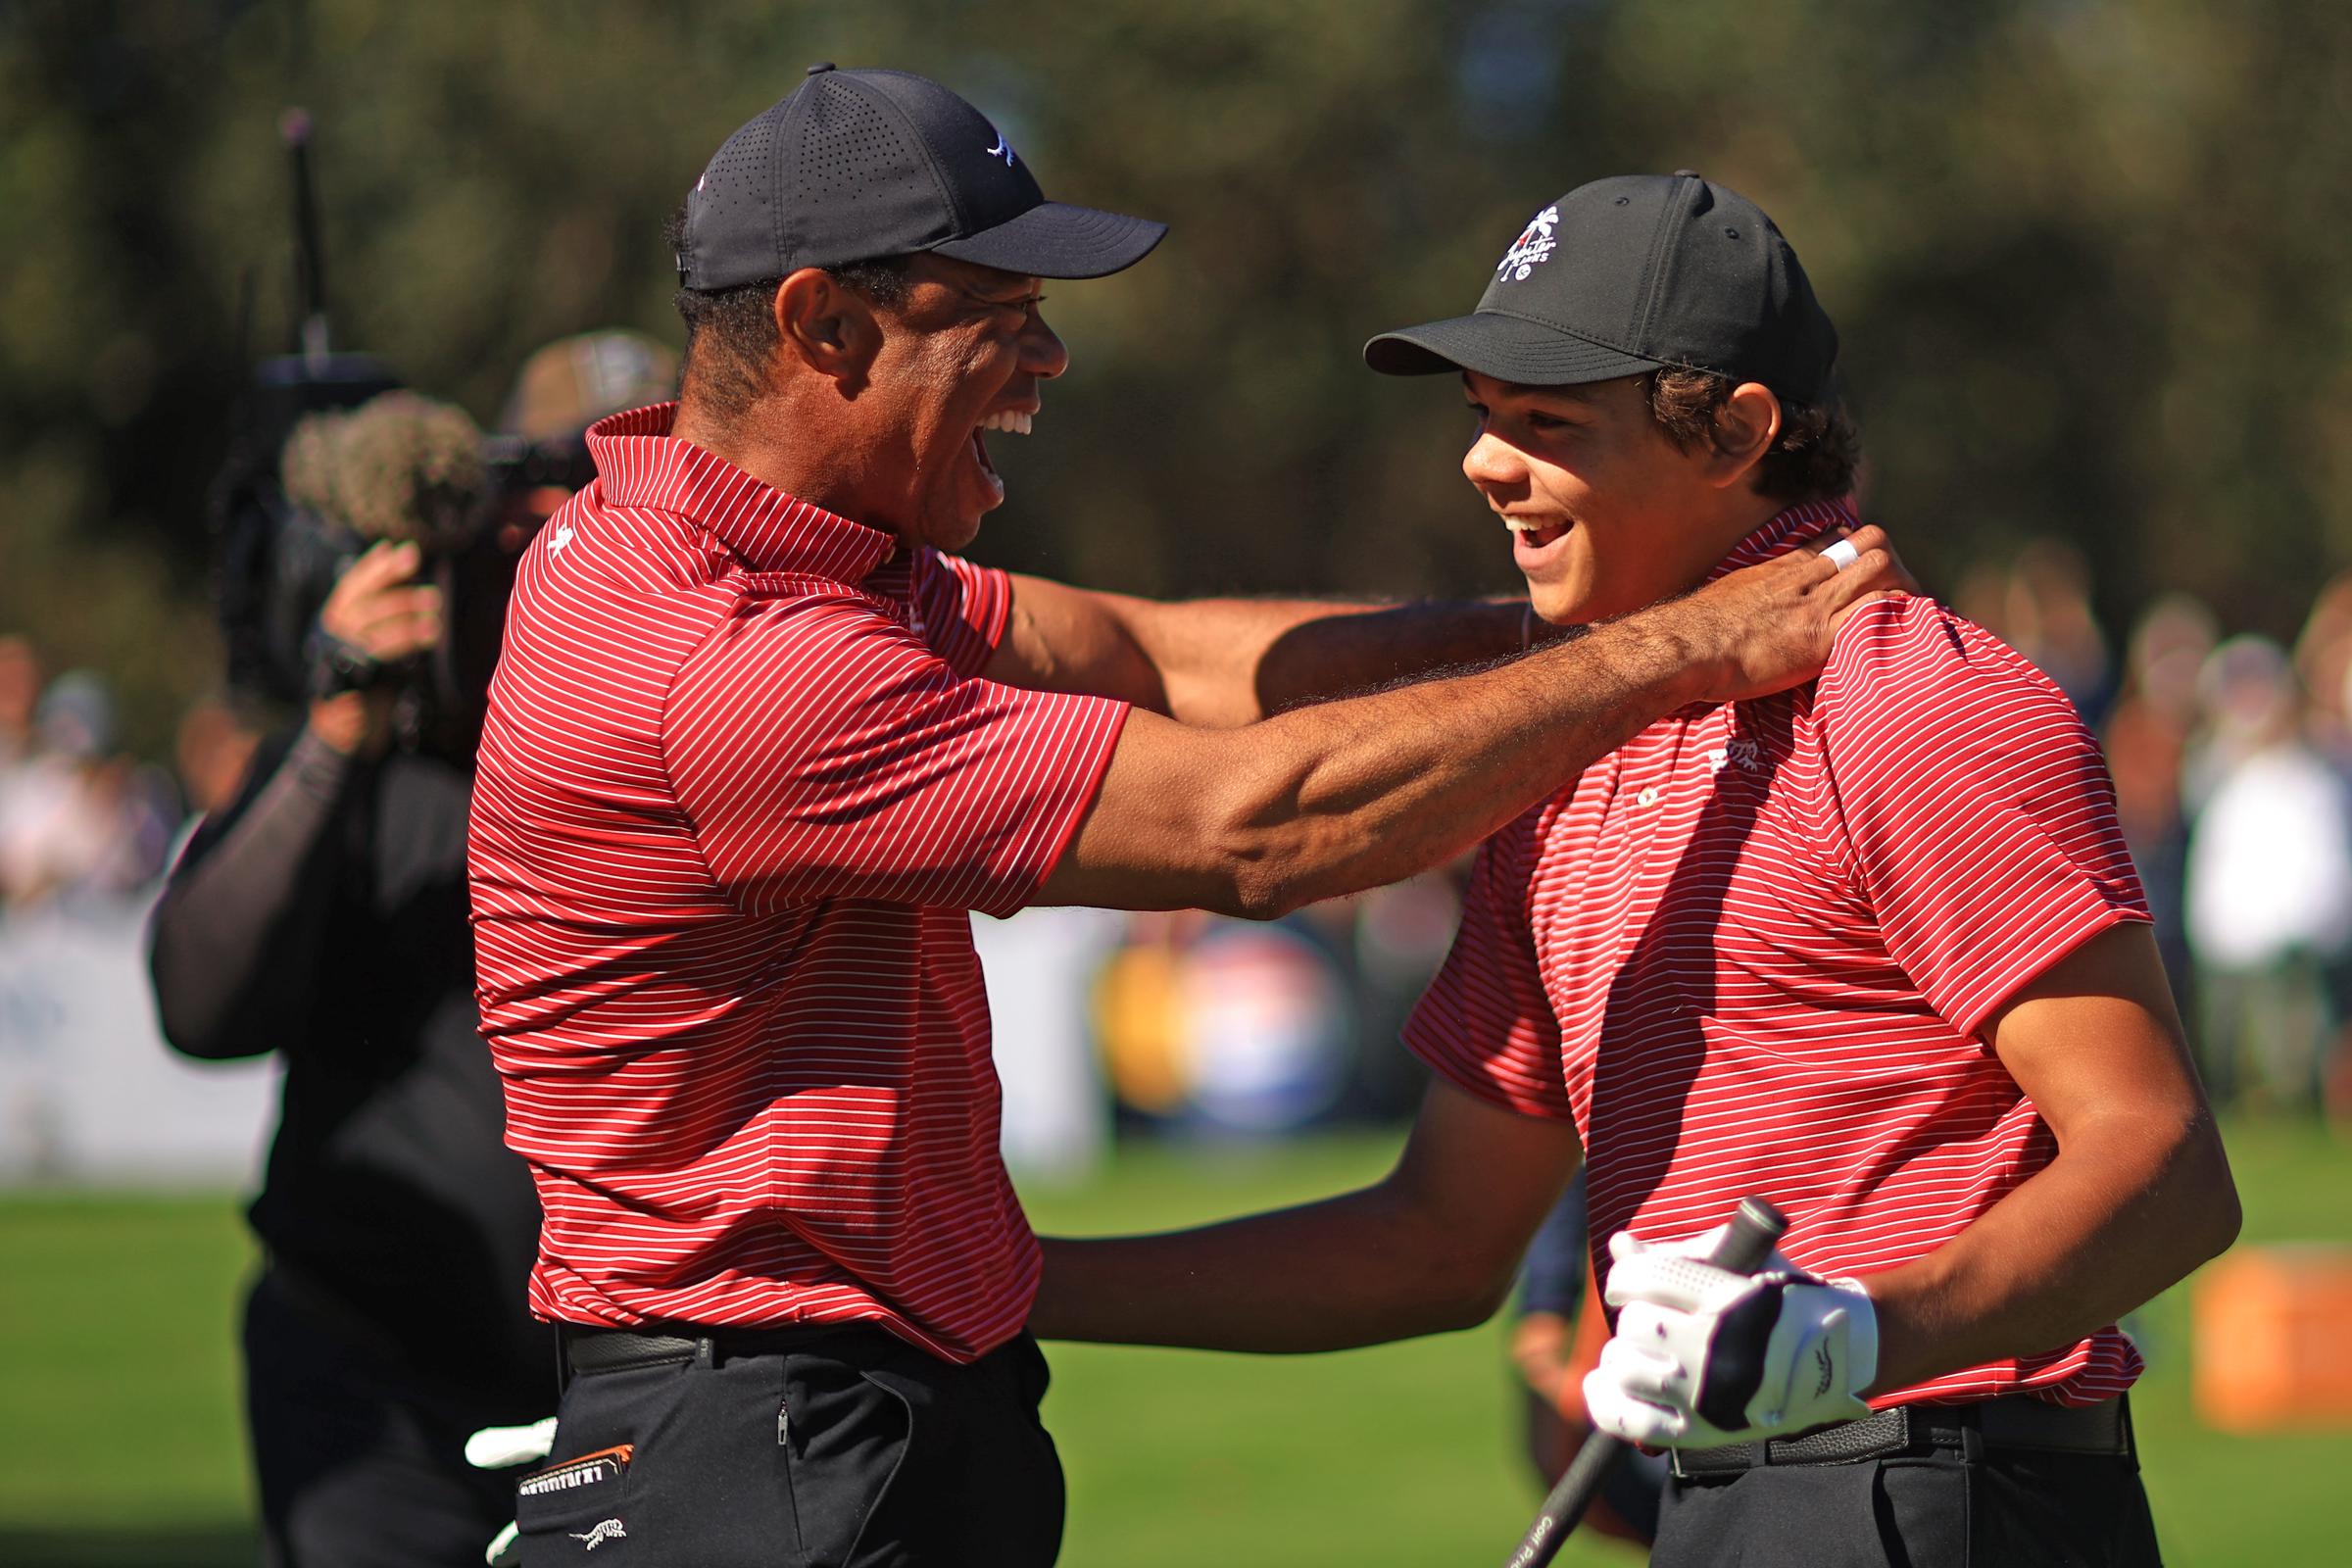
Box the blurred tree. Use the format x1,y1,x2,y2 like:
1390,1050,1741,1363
1,0,2347,757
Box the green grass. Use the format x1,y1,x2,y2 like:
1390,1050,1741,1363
1,1121,2347,1565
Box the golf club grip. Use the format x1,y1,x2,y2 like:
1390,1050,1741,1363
1707,1196,1790,1274
1499,1198,1789,1568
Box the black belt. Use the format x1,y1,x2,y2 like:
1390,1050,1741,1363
1670,1394,2132,1477
562,1321,882,1378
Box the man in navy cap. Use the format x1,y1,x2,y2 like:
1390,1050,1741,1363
471,73,1904,1565
1031,174,2235,1568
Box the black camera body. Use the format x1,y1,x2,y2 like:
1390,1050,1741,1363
213,352,400,709
211,356,554,758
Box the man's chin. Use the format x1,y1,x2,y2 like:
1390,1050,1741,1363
1527,583,1592,628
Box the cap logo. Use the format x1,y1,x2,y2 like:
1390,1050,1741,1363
1495,205,1560,283
985,130,1016,168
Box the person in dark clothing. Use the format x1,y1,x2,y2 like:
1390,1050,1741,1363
1509,1173,1666,1547
151,531,551,1567
151,338,674,1567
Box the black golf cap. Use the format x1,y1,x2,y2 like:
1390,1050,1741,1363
1365,173,1838,406
677,64,1166,287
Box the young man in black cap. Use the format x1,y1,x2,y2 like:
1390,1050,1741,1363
471,73,1907,1565
1031,174,2236,1567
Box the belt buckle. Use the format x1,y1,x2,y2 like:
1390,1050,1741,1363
1668,1439,1757,1479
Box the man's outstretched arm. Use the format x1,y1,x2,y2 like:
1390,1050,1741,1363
1031,1077,1583,1351
988,574,1551,727
1036,528,1902,917
1859,921,2240,1393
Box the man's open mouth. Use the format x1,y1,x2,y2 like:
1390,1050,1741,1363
971,409,1034,484
1505,515,1570,551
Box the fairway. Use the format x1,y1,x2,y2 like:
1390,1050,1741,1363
2,1122,2347,1566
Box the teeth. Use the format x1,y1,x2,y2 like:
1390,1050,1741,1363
1503,517,1544,532
978,411,1034,435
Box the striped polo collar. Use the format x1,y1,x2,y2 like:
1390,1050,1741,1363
1703,496,1861,584
585,403,899,583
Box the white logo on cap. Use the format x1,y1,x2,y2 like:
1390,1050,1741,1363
986,131,1016,168
1496,206,1561,283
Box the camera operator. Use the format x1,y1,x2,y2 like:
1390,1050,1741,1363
148,335,674,1568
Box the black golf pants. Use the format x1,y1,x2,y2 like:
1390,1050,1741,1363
1653,1446,2163,1567
515,1327,1063,1567
244,1271,533,1568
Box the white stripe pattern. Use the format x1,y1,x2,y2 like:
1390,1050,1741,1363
469,405,1128,1363
1406,503,2151,1408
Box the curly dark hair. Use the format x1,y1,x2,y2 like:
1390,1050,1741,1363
1644,367,1860,504
662,206,913,427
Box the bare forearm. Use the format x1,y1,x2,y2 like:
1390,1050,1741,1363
1032,1190,1504,1352
1220,609,1700,914
1126,596,1533,726
1861,1111,2238,1394
1052,605,1704,916
1045,531,1888,915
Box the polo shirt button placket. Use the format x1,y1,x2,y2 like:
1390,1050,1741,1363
1636,787,1660,808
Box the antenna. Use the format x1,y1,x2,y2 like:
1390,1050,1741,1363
280,106,329,367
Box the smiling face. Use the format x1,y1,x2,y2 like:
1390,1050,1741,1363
856,254,1067,553
1462,370,1773,625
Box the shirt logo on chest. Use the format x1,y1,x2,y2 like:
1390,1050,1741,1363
1705,737,1766,776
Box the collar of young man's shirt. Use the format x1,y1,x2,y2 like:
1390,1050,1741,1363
1648,496,1862,720
584,403,901,585
1700,496,1862,585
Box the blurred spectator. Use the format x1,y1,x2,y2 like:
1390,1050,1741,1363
0,669,175,907
2182,635,2352,1110
0,634,39,771
1953,561,2012,644
2293,572,2352,767
172,696,263,820
2101,594,2220,1001
2004,538,2117,723
1508,1173,1663,1548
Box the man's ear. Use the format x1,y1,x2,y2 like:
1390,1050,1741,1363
1704,382,1784,491
773,269,882,389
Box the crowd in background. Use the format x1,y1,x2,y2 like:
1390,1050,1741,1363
1967,545,2352,1120
6,541,2352,1127
0,635,198,912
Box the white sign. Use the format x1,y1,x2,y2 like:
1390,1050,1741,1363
0,898,276,1186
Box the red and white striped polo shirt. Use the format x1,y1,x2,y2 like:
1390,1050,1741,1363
468,404,1129,1362
1407,500,2152,1408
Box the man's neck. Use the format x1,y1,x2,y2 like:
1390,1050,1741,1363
671,390,890,539
1704,490,1804,563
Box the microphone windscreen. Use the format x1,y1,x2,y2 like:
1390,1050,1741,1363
281,391,488,549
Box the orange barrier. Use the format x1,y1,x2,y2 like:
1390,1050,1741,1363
2194,1246,2352,1431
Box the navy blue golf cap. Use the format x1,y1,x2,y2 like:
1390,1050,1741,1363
678,64,1167,287
1365,173,1838,406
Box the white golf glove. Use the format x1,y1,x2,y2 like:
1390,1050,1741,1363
467,1416,558,1566
1582,1229,1879,1448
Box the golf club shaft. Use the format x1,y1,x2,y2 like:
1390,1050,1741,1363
1500,1197,1789,1568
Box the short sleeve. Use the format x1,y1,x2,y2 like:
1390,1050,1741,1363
665,591,1128,917
916,551,1014,678
1817,599,2150,1036
1401,817,1574,1120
